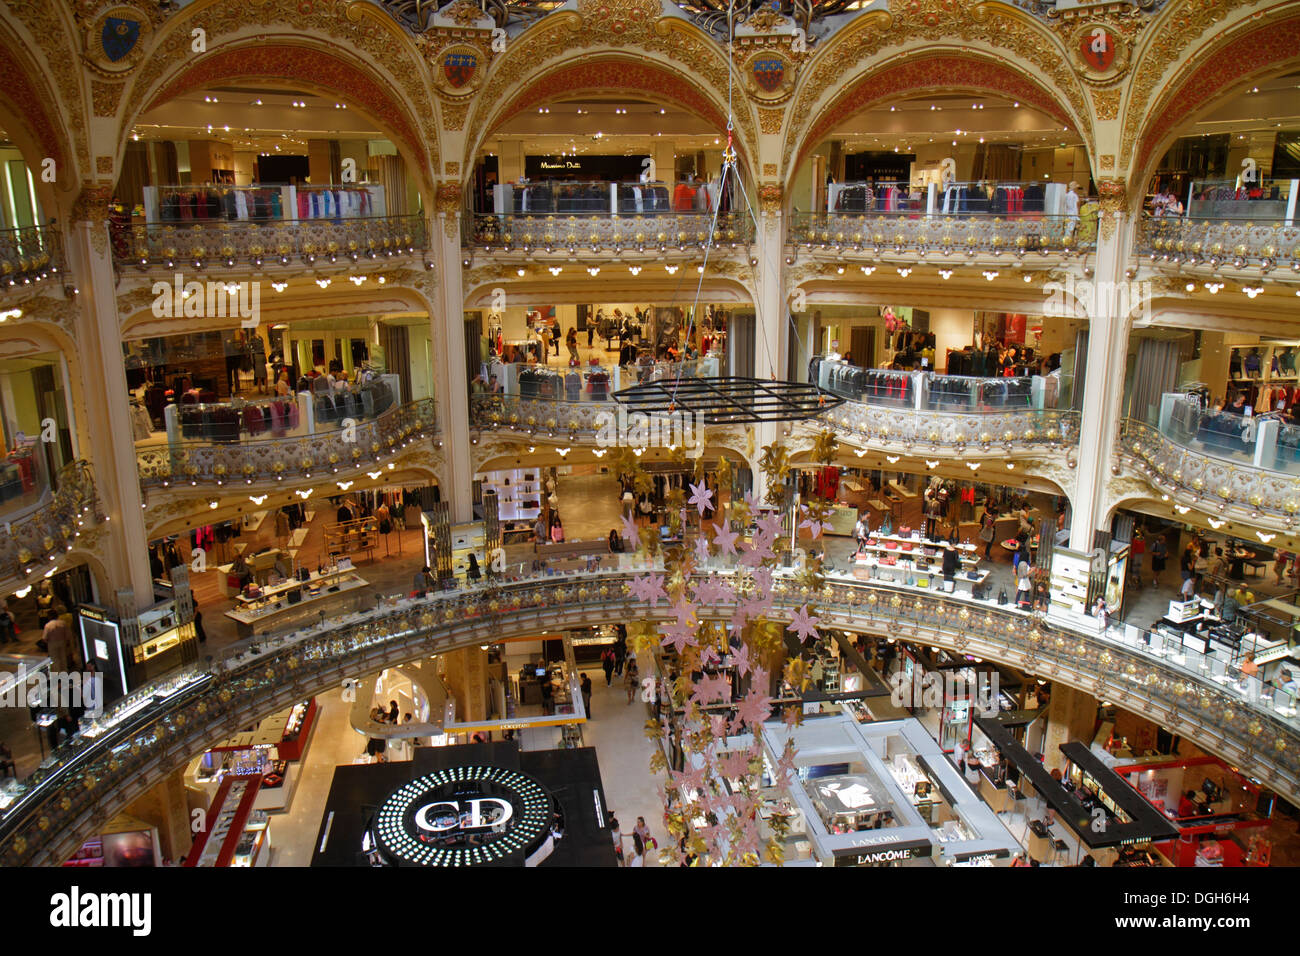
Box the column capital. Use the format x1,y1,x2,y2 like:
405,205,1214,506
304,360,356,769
757,183,783,217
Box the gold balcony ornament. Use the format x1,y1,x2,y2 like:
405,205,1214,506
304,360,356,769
351,448,363,460
979,431,993,444
327,242,340,254
1152,238,1165,251
347,240,359,252
1223,708,1234,722
370,441,381,453
1006,620,1019,634
300,458,314,471
1248,720,1262,737
1210,242,1225,256
1023,429,1036,441
190,246,206,258
873,232,885,245
418,611,434,627
1234,244,1248,257
1274,738,1287,753
213,464,227,477
1125,662,1137,676
1249,493,1263,507
889,595,902,608
508,412,520,425
852,232,864,244
564,233,577,245
866,593,878,605
1285,500,1299,514
1217,485,1232,500
544,417,557,430
220,245,235,257
443,606,457,623
1262,244,1277,258
37,816,49,830
277,243,291,255
1192,477,1205,491
1045,428,1060,441
1075,641,1088,656
272,461,285,474
928,429,941,442
878,425,890,438
302,242,316,254
328,453,339,465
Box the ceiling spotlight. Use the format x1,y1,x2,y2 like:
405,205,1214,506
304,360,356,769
1258,531,1276,543
548,266,562,276
666,265,678,275
516,268,526,277
1207,517,1225,529
860,266,875,276
982,270,999,281
337,480,354,490
629,266,642,276
315,278,331,288
938,269,953,280
248,495,267,505
925,459,940,469
587,267,600,276
897,267,912,277
885,455,900,464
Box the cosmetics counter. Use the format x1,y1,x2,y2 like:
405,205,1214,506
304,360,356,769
184,774,271,868
851,531,988,596
185,699,317,812
223,565,369,638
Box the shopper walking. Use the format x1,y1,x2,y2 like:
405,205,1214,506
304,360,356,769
613,639,626,677
601,647,616,685
580,672,593,716
979,503,997,560
627,832,646,867
625,657,639,704
609,814,624,865
566,327,579,365
1150,534,1167,588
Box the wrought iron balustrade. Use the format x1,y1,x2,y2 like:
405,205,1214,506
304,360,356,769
789,212,1095,257
135,397,438,489
112,214,427,269
0,223,62,290
1,560,1296,865
464,211,755,251
1135,215,1300,272
1118,417,1300,523
0,460,97,585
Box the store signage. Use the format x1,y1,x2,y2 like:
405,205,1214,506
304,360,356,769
413,797,513,833
539,161,582,171
372,766,553,867
953,848,1011,864
834,837,933,866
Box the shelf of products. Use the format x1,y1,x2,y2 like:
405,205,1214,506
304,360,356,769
479,469,543,522
324,517,379,562
185,774,271,868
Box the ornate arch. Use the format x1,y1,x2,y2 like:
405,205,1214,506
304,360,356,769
464,0,756,175
780,1,1094,177
1129,12,1300,187
115,0,439,180
790,51,1078,177
0,33,79,217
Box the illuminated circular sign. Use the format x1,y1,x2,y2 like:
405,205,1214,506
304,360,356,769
372,766,553,867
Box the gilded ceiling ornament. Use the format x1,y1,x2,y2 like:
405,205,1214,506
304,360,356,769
82,4,153,75
442,100,470,130
1091,87,1121,122
433,43,484,96
1070,22,1130,83
744,49,798,104
758,183,783,217
6,1,92,175
743,7,790,33
443,0,492,28
91,80,124,117
763,163,778,176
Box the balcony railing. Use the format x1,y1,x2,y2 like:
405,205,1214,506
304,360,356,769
472,389,1080,455
135,397,438,489
1135,215,1300,271
112,215,427,269
464,211,755,251
1118,417,1300,522
0,223,62,290
789,212,1094,258
0,460,97,584
1,559,1296,865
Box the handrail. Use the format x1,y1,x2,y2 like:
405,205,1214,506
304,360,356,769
471,392,1080,455
136,397,438,489
0,459,97,583
1,556,1296,865
464,210,755,250
1117,417,1300,522
0,222,62,289
788,211,1096,255
1135,214,1300,268
113,214,428,269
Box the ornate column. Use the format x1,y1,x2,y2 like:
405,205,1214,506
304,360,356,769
1041,682,1099,774
748,184,787,503
66,185,154,604
1068,179,1133,551
433,181,473,523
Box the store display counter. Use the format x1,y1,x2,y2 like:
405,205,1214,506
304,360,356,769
224,569,368,637
186,774,271,867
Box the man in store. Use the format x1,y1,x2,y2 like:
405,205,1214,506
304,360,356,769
580,672,593,717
